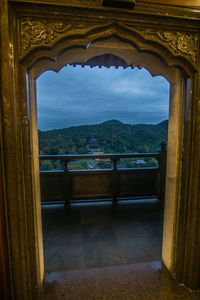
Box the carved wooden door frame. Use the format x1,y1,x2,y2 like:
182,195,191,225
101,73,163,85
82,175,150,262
1,1,200,298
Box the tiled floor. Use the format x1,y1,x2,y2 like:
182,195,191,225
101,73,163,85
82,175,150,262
42,199,163,273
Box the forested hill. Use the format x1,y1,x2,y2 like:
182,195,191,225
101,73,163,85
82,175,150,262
38,120,168,155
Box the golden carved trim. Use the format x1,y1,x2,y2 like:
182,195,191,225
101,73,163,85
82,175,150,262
20,18,71,51
119,23,199,64
144,30,198,62
18,16,198,69
18,17,110,57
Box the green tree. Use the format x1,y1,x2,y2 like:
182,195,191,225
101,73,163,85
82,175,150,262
97,161,112,169
40,160,54,171
79,160,88,169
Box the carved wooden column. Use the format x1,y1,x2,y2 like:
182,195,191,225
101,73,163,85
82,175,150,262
183,66,200,289
0,4,45,298
0,2,12,299
0,175,11,300
173,68,200,290
1,2,199,297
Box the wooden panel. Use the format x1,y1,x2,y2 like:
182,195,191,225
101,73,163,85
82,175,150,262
72,173,112,198
40,168,160,202
120,170,159,196
40,171,63,202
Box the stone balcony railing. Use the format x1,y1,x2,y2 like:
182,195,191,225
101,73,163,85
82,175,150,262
40,142,167,207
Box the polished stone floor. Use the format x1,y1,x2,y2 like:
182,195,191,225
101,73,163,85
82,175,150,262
43,261,200,300
42,199,163,273
42,200,200,299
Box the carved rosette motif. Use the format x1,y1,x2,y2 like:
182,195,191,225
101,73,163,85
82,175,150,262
20,18,72,51
142,30,198,62
18,17,101,57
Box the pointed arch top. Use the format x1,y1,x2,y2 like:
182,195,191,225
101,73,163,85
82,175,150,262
18,17,199,77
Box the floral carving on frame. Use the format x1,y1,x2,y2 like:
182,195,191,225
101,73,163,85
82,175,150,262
18,17,198,69
18,17,105,58
142,29,198,62
20,18,72,51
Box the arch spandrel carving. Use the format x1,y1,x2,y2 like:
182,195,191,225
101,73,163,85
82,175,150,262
17,16,199,75
18,17,113,56
124,25,199,63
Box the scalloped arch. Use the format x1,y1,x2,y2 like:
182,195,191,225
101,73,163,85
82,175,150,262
20,20,197,77
29,38,178,85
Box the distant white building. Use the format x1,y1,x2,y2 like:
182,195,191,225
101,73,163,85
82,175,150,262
135,159,145,167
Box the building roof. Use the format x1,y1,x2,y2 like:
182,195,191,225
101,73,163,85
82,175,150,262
135,160,145,164
88,137,99,143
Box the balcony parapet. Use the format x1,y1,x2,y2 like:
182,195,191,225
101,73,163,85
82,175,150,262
40,152,160,162
39,142,167,207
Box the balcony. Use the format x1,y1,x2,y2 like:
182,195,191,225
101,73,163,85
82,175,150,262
41,143,196,299
40,144,167,276
40,142,167,206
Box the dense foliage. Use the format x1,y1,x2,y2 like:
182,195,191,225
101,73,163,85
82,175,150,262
39,119,168,155
39,120,168,170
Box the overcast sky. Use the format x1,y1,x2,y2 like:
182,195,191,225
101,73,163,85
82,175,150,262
37,65,169,131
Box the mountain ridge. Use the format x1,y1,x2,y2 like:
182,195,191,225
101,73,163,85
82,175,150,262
38,119,168,155
101,119,124,125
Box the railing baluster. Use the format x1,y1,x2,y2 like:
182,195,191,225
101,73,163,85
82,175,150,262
40,149,166,205
61,160,71,209
159,141,167,202
111,158,120,206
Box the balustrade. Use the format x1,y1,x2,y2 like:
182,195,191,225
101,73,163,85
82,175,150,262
40,142,167,206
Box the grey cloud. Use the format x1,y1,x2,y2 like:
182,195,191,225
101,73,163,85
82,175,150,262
37,66,169,130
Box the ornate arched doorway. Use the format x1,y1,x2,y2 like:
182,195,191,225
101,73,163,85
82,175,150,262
1,3,200,298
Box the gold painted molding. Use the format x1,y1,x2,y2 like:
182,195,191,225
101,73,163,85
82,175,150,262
138,0,200,7
135,28,198,62
17,16,199,72
18,17,112,56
